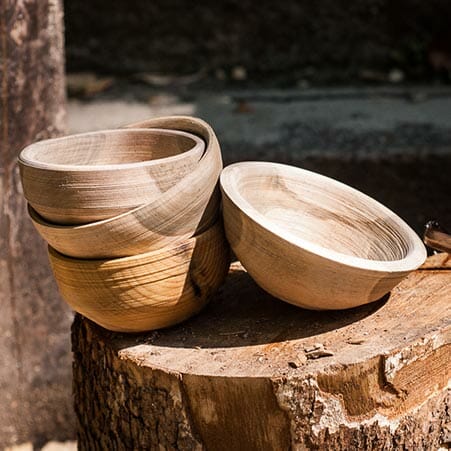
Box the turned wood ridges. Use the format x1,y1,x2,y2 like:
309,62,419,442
20,117,229,332
220,162,426,310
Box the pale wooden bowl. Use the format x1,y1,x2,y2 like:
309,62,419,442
220,161,427,310
27,116,223,258
48,221,231,332
19,128,205,224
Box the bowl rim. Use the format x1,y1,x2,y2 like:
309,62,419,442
19,128,205,172
220,161,426,273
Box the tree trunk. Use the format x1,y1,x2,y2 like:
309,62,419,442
0,1,74,447
72,255,451,450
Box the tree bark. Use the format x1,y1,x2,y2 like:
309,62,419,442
0,1,74,447
73,255,450,450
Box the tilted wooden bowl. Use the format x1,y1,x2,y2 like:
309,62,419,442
27,116,223,258
220,162,427,310
48,221,231,332
19,128,205,224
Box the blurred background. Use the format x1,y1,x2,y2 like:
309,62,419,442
2,0,451,449
63,0,451,232
66,0,451,84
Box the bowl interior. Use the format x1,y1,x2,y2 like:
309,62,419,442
228,163,411,262
20,128,202,167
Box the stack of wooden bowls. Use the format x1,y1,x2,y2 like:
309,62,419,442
19,116,230,332
20,115,428,332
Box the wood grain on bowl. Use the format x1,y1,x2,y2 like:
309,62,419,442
27,116,223,259
220,161,427,310
48,221,231,332
19,128,205,224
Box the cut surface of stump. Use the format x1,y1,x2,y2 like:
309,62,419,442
73,255,451,450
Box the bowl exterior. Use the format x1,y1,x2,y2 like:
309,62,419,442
29,186,221,259
221,192,412,310
27,117,224,258
48,221,231,332
19,145,203,225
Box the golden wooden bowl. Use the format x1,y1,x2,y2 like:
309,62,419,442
220,162,427,310
27,116,223,258
19,128,205,224
48,221,230,332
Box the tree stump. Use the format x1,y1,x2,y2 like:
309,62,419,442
0,1,72,447
72,255,451,450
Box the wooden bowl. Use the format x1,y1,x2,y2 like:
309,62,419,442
220,162,427,310
19,128,205,224
48,221,230,332
27,116,223,258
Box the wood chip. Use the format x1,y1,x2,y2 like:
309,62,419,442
288,357,306,369
304,343,334,359
347,338,366,345
304,344,320,353
306,349,335,359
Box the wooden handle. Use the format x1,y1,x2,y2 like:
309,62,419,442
424,221,451,253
